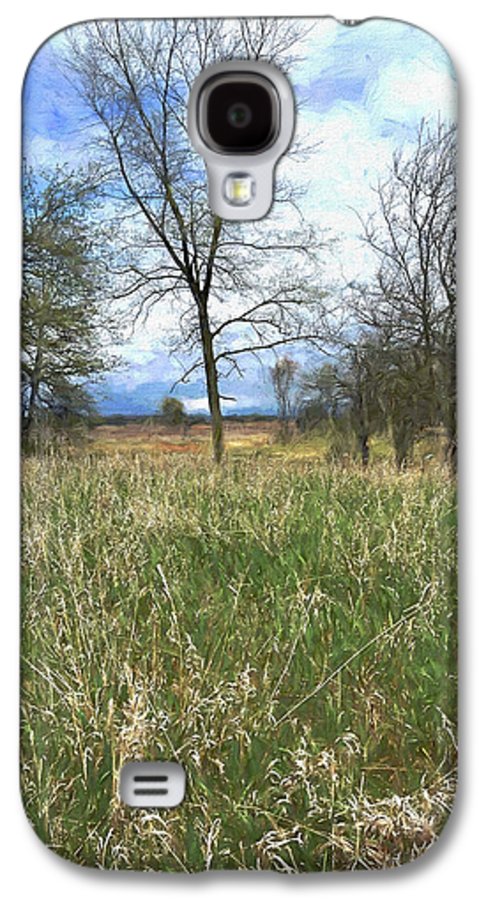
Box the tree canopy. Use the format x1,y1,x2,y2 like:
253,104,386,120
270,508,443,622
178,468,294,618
21,165,119,444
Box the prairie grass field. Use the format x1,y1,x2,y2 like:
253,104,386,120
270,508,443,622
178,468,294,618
21,430,457,871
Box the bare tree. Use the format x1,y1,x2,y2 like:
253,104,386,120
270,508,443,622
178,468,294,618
270,356,300,441
61,19,322,462
334,340,385,468
350,120,457,467
297,362,341,432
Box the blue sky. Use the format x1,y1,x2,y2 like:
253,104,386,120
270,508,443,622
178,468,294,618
23,18,457,416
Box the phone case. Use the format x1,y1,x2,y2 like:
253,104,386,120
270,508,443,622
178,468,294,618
21,17,457,871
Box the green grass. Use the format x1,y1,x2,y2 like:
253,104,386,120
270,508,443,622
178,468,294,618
21,451,457,871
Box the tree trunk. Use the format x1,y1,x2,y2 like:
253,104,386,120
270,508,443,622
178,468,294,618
23,382,37,439
356,387,369,468
198,306,224,464
23,345,42,442
360,432,369,468
392,420,412,470
280,416,291,444
446,342,457,474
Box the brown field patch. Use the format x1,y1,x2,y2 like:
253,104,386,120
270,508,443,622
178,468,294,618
89,419,278,454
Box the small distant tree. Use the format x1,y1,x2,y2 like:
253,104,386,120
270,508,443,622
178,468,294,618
338,339,438,469
372,346,439,469
302,340,385,467
297,362,341,432
158,396,187,432
270,356,300,442
339,342,384,468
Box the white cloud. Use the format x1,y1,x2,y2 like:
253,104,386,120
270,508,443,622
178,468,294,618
292,18,341,84
183,397,210,413
368,58,457,128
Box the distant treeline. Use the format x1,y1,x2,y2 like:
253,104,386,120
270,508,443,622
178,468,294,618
93,412,278,426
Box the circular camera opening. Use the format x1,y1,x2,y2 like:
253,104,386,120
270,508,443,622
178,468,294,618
227,102,252,129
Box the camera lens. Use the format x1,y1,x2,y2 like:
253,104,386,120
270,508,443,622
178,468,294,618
227,102,252,129
200,75,278,153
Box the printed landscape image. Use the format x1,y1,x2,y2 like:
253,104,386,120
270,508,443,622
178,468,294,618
21,18,457,871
